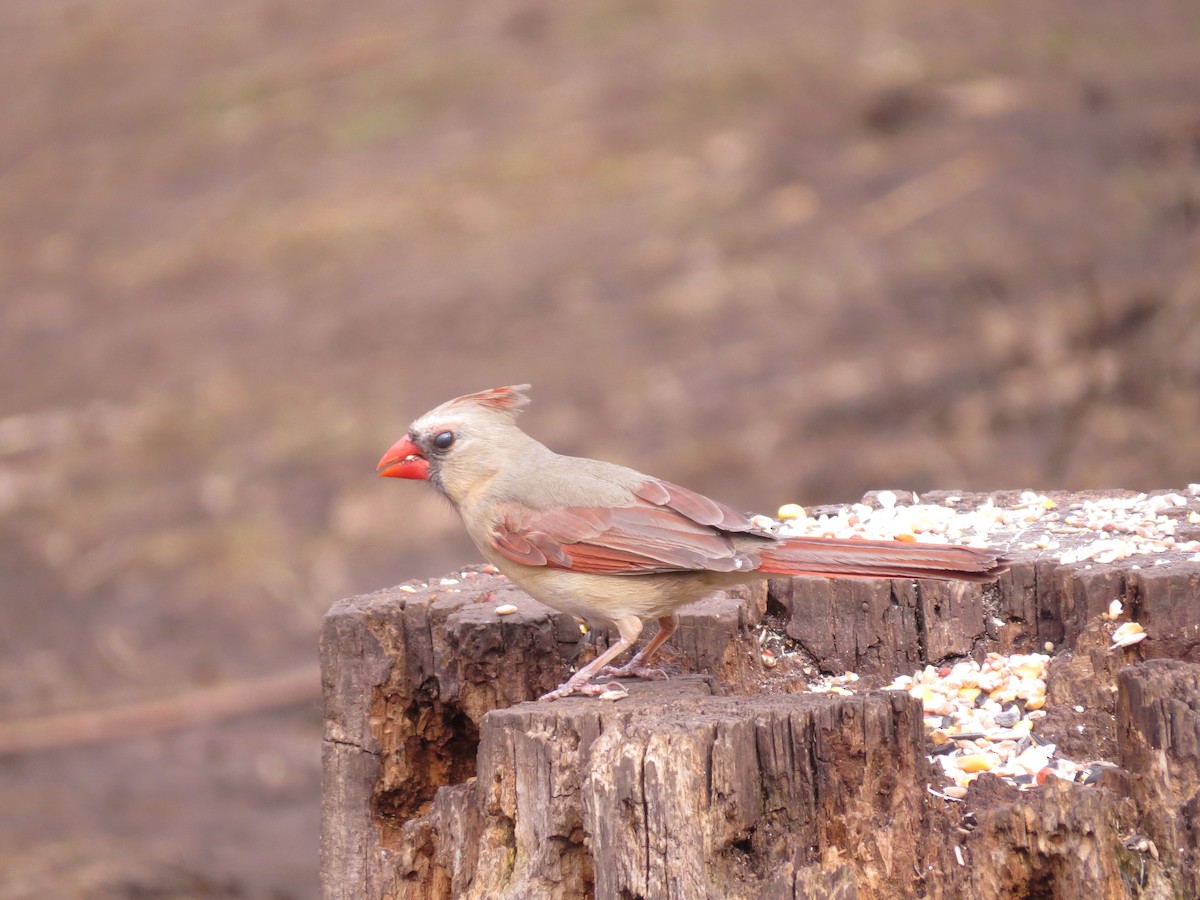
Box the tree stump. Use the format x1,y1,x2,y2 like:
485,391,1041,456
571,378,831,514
321,488,1200,898
345,679,930,899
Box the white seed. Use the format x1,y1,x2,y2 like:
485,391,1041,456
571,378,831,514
1016,678,1045,700
1013,745,1054,775
1110,621,1147,649
495,604,519,616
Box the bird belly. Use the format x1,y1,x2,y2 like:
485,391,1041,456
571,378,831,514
490,560,725,627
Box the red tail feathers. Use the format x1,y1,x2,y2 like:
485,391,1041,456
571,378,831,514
756,536,1007,583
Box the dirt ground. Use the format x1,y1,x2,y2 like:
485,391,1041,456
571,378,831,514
1,1,1198,897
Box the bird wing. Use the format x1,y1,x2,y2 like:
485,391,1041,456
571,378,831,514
489,479,770,575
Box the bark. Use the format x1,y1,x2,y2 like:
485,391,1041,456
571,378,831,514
400,680,927,899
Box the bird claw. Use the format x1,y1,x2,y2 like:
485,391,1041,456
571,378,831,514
538,679,624,702
598,663,669,681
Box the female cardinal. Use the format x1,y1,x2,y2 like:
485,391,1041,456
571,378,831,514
378,385,1007,700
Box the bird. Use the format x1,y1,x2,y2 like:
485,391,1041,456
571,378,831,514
377,385,1008,701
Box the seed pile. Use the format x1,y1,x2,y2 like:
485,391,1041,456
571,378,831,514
801,650,1098,798
768,485,1200,801
792,598,1160,798
886,654,1063,797
761,486,1200,566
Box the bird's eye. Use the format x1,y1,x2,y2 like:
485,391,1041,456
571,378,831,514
432,431,455,451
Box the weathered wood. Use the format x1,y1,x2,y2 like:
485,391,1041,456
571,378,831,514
319,574,765,896
1116,659,1200,898
768,576,924,675
1133,566,1200,662
940,778,1143,899
395,680,926,899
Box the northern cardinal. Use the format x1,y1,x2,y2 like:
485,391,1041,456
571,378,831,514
378,385,1007,700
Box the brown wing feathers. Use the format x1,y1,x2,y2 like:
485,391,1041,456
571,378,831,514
634,480,769,535
491,477,1007,581
491,482,759,575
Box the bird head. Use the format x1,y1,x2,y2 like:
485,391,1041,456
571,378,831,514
377,384,534,500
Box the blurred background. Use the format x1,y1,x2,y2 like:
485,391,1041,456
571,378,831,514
2,0,1198,896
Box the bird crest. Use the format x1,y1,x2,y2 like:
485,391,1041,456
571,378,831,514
442,384,532,420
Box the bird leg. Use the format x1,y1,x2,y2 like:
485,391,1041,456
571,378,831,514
599,614,678,681
539,615,643,701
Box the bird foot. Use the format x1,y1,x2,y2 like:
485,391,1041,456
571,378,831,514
538,679,624,702
598,662,669,681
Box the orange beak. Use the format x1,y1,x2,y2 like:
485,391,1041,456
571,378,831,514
377,435,430,480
